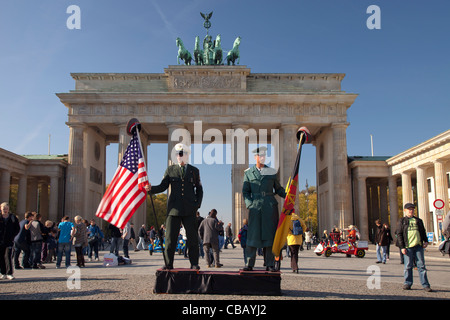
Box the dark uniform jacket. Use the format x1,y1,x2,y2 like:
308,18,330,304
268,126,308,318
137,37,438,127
151,164,203,217
242,165,286,248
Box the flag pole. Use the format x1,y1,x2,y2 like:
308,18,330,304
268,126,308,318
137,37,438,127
272,127,311,257
131,119,169,269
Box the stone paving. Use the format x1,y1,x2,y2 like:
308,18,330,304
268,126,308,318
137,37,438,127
0,243,448,302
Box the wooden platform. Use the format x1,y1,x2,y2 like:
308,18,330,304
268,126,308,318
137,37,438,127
153,268,282,295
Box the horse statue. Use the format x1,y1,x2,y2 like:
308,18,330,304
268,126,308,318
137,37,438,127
226,36,241,65
213,34,223,65
176,37,192,65
193,36,204,65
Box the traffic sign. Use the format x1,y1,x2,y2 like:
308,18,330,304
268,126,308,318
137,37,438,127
433,199,445,209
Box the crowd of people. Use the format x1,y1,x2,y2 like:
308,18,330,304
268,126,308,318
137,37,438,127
0,201,145,280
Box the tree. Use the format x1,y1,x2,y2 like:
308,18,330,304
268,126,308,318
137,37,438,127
146,193,167,229
297,186,318,233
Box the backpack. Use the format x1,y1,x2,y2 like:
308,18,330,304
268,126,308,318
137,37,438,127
292,220,303,236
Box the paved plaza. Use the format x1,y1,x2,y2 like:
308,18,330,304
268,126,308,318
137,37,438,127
0,243,448,302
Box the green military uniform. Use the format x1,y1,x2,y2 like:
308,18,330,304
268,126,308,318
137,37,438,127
151,163,203,269
242,164,286,269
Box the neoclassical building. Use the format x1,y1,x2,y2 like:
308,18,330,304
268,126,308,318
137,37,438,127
0,148,67,221
0,66,448,243
349,129,450,242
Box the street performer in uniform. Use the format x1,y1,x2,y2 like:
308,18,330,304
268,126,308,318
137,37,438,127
242,146,286,271
145,143,203,270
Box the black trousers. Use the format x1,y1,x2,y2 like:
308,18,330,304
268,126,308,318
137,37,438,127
13,241,31,268
164,215,199,267
0,245,14,275
288,245,300,271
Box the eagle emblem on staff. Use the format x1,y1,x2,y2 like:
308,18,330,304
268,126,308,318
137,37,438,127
200,11,213,30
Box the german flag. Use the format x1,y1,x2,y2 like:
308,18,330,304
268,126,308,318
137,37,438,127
272,127,310,256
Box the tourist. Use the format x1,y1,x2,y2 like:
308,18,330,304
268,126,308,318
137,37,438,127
198,209,222,268
224,222,236,249
238,219,248,264
29,212,45,269
304,228,313,250
13,211,33,269
122,221,131,258
56,216,73,268
287,213,307,273
396,203,432,292
87,219,101,261
375,219,389,264
71,215,87,267
109,223,121,257
0,202,20,279
137,224,147,250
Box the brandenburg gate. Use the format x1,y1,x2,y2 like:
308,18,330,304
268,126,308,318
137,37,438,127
56,65,358,235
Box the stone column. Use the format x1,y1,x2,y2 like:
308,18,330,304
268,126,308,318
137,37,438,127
388,175,399,229
401,171,413,206
379,180,389,224
434,160,449,217
49,175,59,222
281,124,298,188
40,181,49,220
357,176,369,240
118,124,131,165
17,175,28,215
370,184,380,221
331,123,352,230
231,124,249,236
416,165,430,229
0,170,11,203
27,177,38,211
66,124,85,218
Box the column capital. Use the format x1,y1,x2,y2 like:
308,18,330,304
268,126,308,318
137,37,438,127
280,123,299,130
66,122,87,129
331,122,350,129
231,123,249,130
166,122,186,129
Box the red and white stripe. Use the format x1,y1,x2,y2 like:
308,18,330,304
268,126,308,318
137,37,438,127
96,158,149,229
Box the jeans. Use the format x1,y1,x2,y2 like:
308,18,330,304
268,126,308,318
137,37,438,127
137,237,146,250
110,237,121,256
224,236,235,248
30,241,43,267
376,244,387,262
122,239,129,258
56,242,72,267
88,239,99,259
13,241,31,268
403,245,430,288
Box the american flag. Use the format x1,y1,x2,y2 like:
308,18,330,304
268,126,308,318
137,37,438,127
95,130,149,229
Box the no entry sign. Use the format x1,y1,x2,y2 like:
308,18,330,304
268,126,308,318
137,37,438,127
433,199,445,210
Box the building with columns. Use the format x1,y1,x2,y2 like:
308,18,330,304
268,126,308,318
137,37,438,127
349,129,450,242
55,66,358,235
1,65,448,243
0,148,67,222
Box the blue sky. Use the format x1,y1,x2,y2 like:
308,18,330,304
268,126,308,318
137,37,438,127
1,0,449,225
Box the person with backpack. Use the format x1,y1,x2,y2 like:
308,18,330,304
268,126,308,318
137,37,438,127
287,213,307,273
